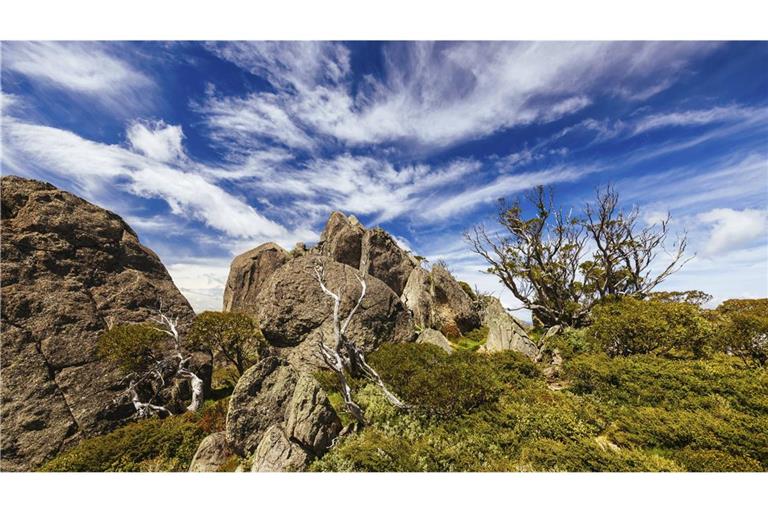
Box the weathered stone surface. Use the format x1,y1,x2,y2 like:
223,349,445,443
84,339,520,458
416,328,453,353
226,356,340,470
431,264,481,335
255,255,414,352
401,267,435,329
360,228,416,296
225,357,298,456
317,211,365,268
189,432,233,472
285,373,341,455
250,425,309,472
479,297,539,359
223,242,289,313
0,175,201,471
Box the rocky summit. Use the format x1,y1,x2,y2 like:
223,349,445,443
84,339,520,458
0,180,536,473
0,176,209,471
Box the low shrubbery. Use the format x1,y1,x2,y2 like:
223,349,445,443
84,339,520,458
367,344,502,418
587,297,715,357
715,299,768,367
40,398,233,472
41,414,206,472
313,342,768,472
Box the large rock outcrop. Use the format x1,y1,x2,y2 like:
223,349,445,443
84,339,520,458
317,211,365,268
416,328,453,354
359,228,416,296
479,297,539,359
430,264,481,336
401,264,482,337
223,242,289,313
0,176,203,471
401,267,435,329
225,357,341,470
317,212,417,296
254,255,415,357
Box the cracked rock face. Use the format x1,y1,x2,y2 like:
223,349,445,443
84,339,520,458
226,356,341,470
416,328,453,353
255,255,415,354
479,297,539,359
223,242,289,314
0,176,197,471
189,432,233,472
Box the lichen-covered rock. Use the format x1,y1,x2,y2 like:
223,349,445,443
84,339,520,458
255,255,414,351
401,267,435,329
416,328,453,353
430,264,481,335
251,425,309,472
189,432,233,472
285,373,341,455
223,242,289,313
317,211,365,268
360,228,416,296
226,356,340,470
225,357,298,456
479,297,539,359
0,175,201,471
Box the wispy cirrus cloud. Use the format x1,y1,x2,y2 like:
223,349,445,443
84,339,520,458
2,42,155,114
201,41,719,154
2,117,292,240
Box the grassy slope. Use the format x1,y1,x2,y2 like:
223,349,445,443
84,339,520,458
312,344,768,472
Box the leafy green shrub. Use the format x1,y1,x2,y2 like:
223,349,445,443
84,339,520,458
451,325,489,351
41,415,206,472
565,353,768,415
368,344,502,418
188,311,264,375
517,438,681,472
669,448,762,472
97,324,169,373
716,299,768,367
588,297,714,357
541,327,592,360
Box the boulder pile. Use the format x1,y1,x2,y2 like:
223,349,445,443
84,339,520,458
215,211,538,471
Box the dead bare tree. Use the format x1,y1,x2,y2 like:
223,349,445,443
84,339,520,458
313,263,404,425
100,308,204,419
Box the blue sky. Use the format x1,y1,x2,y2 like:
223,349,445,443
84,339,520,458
2,41,767,315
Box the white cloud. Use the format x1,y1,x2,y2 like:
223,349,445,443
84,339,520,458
423,164,596,220
698,208,768,256
630,105,762,136
165,258,231,313
127,121,186,163
2,117,289,240
2,42,153,112
619,153,768,215
202,42,717,153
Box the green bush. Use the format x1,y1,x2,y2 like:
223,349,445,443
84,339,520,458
669,448,763,472
587,297,714,357
368,344,502,418
716,299,768,367
41,415,206,472
97,324,169,373
565,353,768,415
314,346,766,472
517,438,681,472
188,311,264,376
